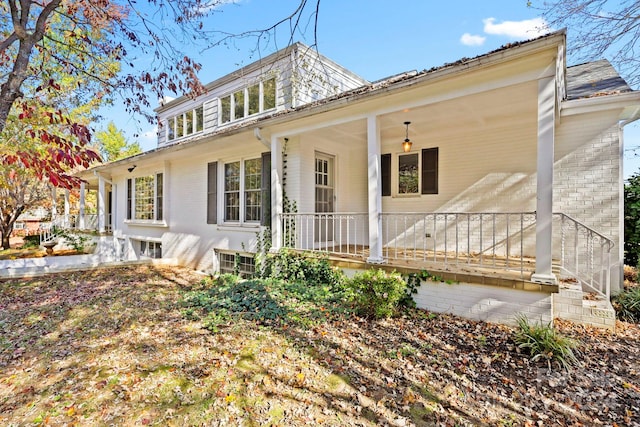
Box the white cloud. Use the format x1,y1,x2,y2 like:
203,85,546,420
460,33,486,46
483,17,550,39
133,126,158,152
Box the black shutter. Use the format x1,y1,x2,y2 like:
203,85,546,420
421,148,438,195
261,152,271,227
126,178,132,220
381,153,391,197
207,162,217,224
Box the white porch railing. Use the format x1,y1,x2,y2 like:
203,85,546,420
553,213,614,298
382,212,538,275
279,211,614,298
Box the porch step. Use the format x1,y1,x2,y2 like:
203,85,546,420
552,283,616,330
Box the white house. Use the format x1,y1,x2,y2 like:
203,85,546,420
74,31,640,327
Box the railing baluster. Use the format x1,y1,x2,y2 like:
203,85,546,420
467,213,471,265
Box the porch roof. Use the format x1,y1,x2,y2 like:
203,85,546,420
81,30,569,181
566,59,632,100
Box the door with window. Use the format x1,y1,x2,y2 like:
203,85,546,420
315,153,335,246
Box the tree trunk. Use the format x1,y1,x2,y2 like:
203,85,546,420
1,232,10,250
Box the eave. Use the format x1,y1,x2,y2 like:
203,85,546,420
560,91,640,122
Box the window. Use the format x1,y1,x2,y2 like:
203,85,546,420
223,158,261,223
195,106,204,132
208,154,270,226
140,240,162,258
166,105,204,141
167,117,175,141
381,148,439,196
126,173,164,222
219,252,255,277
233,90,245,120
219,77,277,125
398,153,419,194
14,222,25,230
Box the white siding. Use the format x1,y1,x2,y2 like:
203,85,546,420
203,99,217,131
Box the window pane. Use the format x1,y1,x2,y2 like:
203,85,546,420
185,110,193,135
135,175,156,220
224,162,240,221
176,114,184,138
244,158,262,222
221,96,231,123
195,106,204,132
248,84,260,115
234,90,245,120
167,117,175,141
398,153,419,194
225,192,240,221
225,162,240,191
263,78,276,110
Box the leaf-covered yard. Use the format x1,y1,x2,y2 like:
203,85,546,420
1,265,639,426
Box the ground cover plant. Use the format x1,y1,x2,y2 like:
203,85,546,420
1,265,639,426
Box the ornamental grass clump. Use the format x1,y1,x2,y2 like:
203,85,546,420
514,316,579,371
613,286,640,322
346,269,406,319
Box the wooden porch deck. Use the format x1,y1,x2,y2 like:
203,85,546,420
312,245,559,294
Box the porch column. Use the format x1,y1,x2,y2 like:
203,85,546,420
64,189,70,228
531,76,557,285
270,136,283,251
51,187,57,221
79,182,86,229
366,115,383,263
98,175,106,233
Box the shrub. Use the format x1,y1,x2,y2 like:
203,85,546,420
21,235,40,249
613,287,640,322
263,249,345,288
513,316,579,371
345,269,406,319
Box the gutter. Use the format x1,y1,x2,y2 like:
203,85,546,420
561,92,640,119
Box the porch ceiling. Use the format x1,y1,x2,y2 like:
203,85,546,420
302,81,537,145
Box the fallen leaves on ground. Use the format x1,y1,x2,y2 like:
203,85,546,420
0,265,638,426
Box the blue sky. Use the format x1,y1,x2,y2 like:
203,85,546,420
102,0,640,177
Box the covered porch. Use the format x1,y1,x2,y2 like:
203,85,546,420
267,70,574,288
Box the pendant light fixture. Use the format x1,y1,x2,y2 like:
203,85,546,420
402,121,412,152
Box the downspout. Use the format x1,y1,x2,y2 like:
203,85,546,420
254,128,271,149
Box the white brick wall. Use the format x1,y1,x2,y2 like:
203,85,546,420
413,280,552,325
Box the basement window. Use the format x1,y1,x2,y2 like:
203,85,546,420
218,252,255,277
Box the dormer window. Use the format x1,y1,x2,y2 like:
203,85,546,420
167,105,204,142
220,77,277,125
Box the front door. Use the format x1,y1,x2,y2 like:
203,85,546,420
315,153,335,245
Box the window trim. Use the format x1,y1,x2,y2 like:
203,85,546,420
125,171,167,226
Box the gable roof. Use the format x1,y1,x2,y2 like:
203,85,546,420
566,59,632,100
